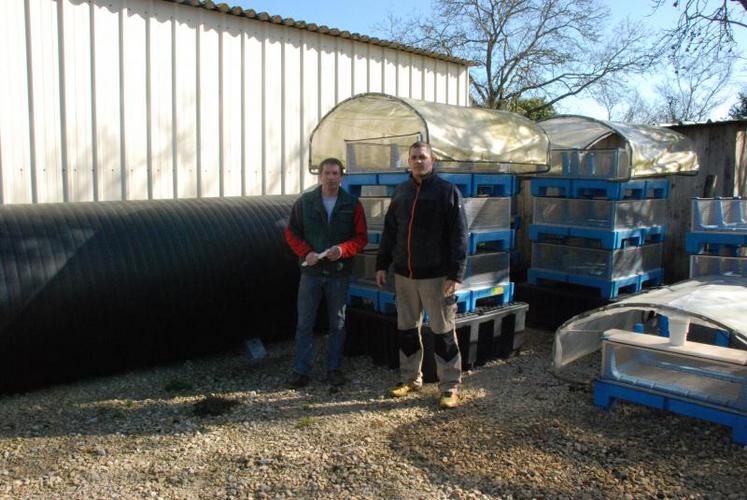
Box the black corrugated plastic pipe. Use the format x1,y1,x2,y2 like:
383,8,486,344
0,195,299,394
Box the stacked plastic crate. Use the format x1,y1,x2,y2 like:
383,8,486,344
346,171,517,317
527,148,669,299
687,197,747,279
594,326,747,445
340,143,527,372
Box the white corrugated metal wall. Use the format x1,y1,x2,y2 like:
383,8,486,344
0,0,471,205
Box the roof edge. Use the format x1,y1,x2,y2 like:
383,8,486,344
162,0,477,66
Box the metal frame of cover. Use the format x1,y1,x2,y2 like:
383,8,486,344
552,275,747,372
309,93,551,174
538,115,699,179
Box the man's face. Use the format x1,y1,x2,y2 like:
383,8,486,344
319,163,342,191
408,146,433,181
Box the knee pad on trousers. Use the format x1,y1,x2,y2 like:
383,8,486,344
399,328,420,357
434,332,459,362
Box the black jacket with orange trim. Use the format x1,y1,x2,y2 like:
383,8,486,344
376,172,468,282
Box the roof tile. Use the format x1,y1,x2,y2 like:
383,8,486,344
164,0,474,65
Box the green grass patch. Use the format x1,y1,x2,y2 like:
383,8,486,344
295,416,316,429
164,379,194,393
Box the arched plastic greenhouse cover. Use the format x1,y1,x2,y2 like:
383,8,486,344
309,93,550,174
538,115,698,179
552,275,747,373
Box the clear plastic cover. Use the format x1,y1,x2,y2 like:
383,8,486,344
310,93,551,174
689,255,747,278
601,332,747,411
552,275,747,371
461,252,510,287
464,197,512,231
691,198,747,233
533,198,666,230
539,115,698,179
532,242,662,280
352,250,509,289
345,133,421,172
546,149,632,179
358,197,391,231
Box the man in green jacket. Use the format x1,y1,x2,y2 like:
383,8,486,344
284,158,368,388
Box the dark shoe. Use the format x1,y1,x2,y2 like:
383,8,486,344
289,373,311,388
326,369,346,387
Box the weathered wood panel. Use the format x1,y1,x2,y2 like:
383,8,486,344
667,121,747,280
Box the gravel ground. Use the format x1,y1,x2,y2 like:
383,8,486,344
1,327,746,499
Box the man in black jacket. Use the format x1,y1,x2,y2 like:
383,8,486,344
375,141,468,408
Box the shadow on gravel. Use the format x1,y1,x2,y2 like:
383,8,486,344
0,343,425,440
0,384,437,440
387,354,747,498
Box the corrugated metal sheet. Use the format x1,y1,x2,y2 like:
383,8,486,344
0,0,471,204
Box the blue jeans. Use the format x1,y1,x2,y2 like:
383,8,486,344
293,273,349,376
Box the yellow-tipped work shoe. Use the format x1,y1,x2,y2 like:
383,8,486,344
389,382,421,398
438,391,459,409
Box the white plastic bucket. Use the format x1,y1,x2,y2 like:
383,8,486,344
668,315,690,346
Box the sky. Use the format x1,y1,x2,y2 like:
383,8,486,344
235,0,745,121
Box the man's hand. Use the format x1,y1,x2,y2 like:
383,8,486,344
375,270,387,289
304,252,320,267
326,246,342,261
444,279,457,296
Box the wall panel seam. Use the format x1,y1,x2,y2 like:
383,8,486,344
89,0,99,201
24,0,37,203
171,9,178,198
0,133,4,204
146,12,153,199
366,43,370,92
299,29,305,191
280,27,286,195
57,0,69,202
218,18,225,197
240,25,246,196
195,14,201,197
260,22,266,195
118,4,127,200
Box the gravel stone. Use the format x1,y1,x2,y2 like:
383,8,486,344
1,327,746,498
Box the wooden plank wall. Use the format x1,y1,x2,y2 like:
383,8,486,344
667,121,747,281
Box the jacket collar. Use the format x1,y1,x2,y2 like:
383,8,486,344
409,171,436,186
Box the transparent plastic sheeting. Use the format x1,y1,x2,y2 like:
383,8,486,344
539,115,699,178
309,93,550,173
552,275,747,371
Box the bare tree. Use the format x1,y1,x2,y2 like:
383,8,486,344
379,0,658,114
654,0,747,59
588,80,627,120
589,81,661,124
618,90,660,124
652,53,734,122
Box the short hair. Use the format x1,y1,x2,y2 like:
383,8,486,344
319,157,345,175
408,141,434,158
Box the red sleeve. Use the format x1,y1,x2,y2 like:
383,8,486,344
337,201,368,258
284,199,312,258
284,226,311,258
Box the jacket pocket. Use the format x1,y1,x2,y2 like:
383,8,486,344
333,208,354,225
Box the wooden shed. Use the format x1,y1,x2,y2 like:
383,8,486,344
665,120,747,280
